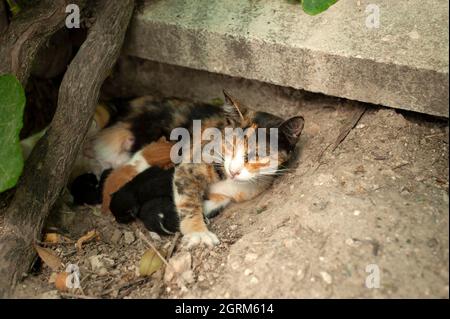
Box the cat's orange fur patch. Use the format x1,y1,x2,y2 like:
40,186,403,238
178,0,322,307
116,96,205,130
180,215,208,233
233,192,247,202
102,165,137,214
245,160,270,171
141,137,175,169
208,193,229,203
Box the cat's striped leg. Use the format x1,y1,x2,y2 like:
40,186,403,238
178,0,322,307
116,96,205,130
173,163,220,248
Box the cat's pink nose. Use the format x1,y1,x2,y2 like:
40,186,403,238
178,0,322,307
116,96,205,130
230,169,241,178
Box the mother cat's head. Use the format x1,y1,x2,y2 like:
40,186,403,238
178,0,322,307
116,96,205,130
220,90,304,182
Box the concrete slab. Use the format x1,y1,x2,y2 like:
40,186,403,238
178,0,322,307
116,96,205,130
124,0,449,118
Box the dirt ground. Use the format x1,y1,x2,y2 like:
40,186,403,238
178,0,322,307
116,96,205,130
1,91,448,299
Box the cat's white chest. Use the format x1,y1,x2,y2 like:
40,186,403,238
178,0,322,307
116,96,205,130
208,178,269,202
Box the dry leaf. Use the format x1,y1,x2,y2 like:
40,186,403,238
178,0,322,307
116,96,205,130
34,244,63,271
54,272,69,292
44,233,71,244
76,230,100,251
139,249,163,277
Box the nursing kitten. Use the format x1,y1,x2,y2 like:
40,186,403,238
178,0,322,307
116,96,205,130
70,169,111,205
101,137,174,214
110,166,179,235
72,98,145,179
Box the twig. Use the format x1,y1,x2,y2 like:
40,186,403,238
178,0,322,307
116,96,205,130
424,133,446,139
331,105,366,152
392,161,410,170
133,221,182,286
166,232,181,260
101,277,148,297
315,142,332,164
134,223,171,269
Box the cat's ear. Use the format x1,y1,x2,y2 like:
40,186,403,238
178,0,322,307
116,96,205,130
279,116,304,146
223,90,247,122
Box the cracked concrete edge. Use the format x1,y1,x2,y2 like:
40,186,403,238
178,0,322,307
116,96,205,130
123,1,448,118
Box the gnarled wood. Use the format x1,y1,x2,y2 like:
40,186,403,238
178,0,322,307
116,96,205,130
0,0,135,297
0,0,83,86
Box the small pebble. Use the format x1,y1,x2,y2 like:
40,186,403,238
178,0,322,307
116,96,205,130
320,271,333,284
110,229,122,244
123,231,135,245
149,232,161,241
181,270,195,284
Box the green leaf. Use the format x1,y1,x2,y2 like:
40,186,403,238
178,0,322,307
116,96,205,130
0,74,25,192
6,0,21,16
302,0,338,15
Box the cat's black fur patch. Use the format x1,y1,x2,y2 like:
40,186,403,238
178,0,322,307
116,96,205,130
109,166,179,235
70,169,112,206
253,111,284,129
127,99,224,153
186,103,223,125
129,106,174,153
70,173,101,205
139,198,179,235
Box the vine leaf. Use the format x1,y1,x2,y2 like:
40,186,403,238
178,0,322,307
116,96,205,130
0,74,25,193
302,0,338,15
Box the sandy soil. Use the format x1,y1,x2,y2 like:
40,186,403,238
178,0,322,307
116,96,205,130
2,93,448,299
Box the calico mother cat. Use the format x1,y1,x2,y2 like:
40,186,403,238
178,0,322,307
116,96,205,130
91,91,304,248
172,92,304,247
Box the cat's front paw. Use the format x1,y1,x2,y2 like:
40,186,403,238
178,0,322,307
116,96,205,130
182,231,220,248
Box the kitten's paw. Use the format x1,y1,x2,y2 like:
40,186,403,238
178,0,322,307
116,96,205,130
182,231,220,249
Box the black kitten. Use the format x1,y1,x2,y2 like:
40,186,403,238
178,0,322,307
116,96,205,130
70,169,112,205
110,166,179,235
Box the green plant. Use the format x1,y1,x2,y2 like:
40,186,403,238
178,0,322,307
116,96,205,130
0,74,26,192
297,0,338,15
6,0,21,16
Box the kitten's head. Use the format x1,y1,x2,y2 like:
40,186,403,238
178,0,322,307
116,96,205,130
221,90,304,182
